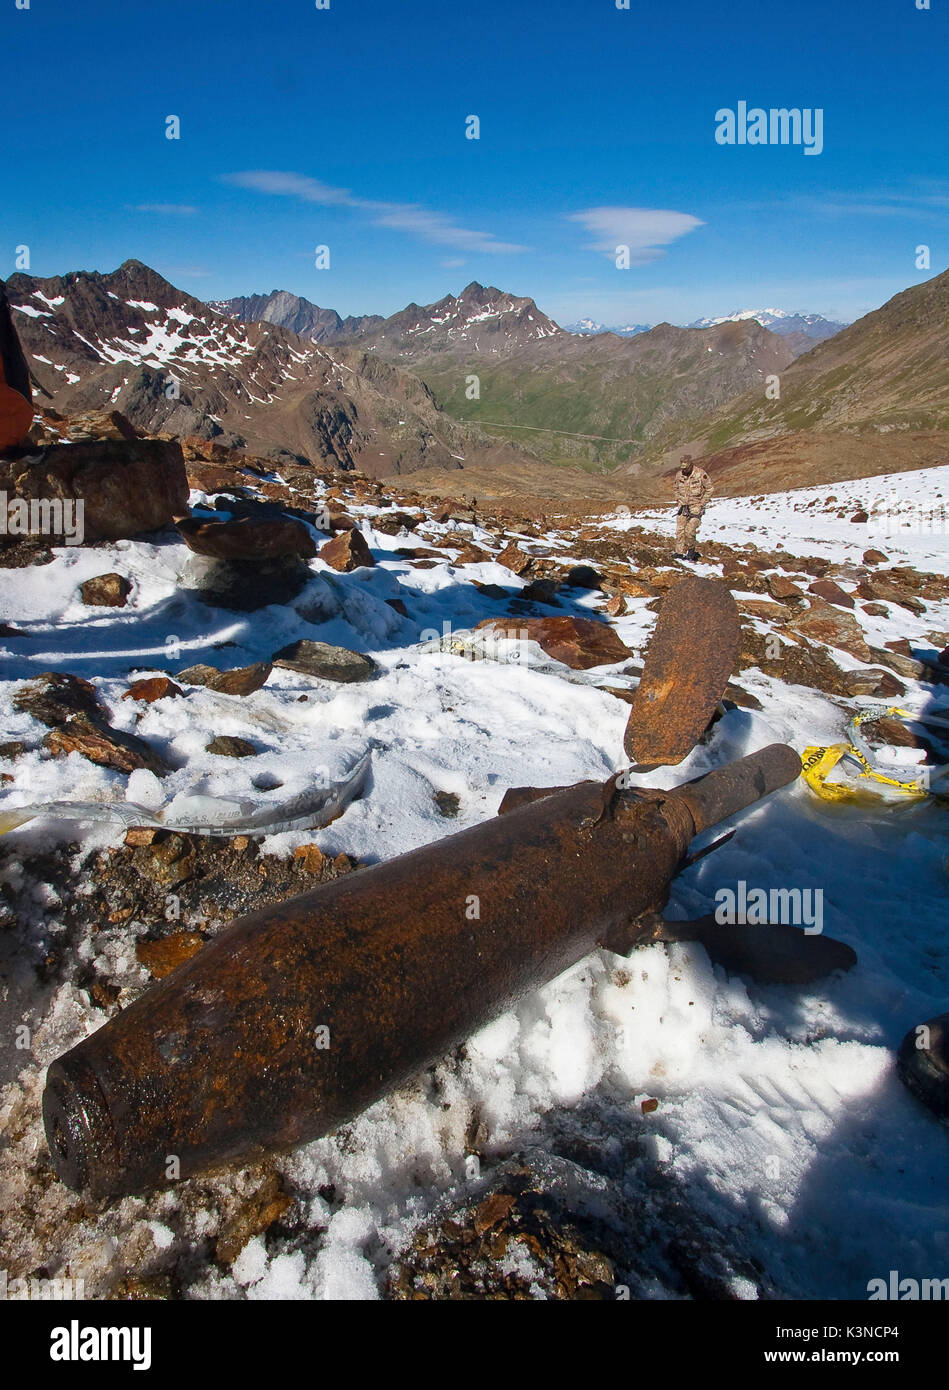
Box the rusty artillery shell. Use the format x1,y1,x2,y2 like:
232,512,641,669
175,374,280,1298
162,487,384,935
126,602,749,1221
43,744,800,1200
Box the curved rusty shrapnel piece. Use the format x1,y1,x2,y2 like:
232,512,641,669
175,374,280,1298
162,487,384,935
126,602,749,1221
43,745,799,1201
624,576,740,767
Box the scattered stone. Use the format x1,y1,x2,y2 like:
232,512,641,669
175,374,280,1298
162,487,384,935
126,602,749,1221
434,791,461,818
124,826,159,847
13,671,107,727
177,516,316,560
495,543,533,576
216,1175,293,1267
136,932,205,980
385,597,410,618
293,844,326,875
79,573,133,607
176,662,272,696
850,510,869,524
44,713,171,776
844,668,905,699
0,739,26,760
519,578,561,605
206,735,257,758
767,575,805,602
863,549,889,565
724,683,764,711
272,639,378,683
319,528,375,572
856,578,925,616
807,579,855,609
62,410,138,443
604,594,626,617
739,598,790,622
861,602,889,617
786,598,871,662
123,676,183,704
564,564,600,590
867,646,926,681
136,832,197,887
474,615,634,671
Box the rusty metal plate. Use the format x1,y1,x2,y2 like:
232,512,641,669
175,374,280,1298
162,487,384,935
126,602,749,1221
623,575,739,766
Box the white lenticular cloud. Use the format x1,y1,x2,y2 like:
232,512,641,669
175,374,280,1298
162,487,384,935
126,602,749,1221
568,206,705,261
223,170,527,254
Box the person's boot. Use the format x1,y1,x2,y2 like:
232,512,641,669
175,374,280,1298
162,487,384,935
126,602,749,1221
898,1012,949,1121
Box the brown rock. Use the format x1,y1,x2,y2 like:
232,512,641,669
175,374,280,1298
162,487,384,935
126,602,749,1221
856,579,925,616
206,735,257,758
62,410,138,443
293,844,326,875
862,602,889,617
216,1176,293,1266
176,515,316,560
786,598,871,662
739,598,790,622
44,713,170,776
474,615,634,670
473,1192,517,1237
495,544,533,576
767,574,805,601
80,572,133,607
844,668,905,698
123,676,183,704
124,826,159,847
136,932,205,980
13,671,107,727
605,594,626,617
385,598,410,618
850,510,869,524
0,439,189,541
807,579,855,609
176,661,272,696
320,528,375,572
867,646,925,681
137,831,196,886
863,549,889,565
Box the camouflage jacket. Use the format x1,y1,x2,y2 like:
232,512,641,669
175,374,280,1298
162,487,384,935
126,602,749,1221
673,467,713,512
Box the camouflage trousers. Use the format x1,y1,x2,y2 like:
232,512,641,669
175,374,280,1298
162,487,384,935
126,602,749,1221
676,508,702,553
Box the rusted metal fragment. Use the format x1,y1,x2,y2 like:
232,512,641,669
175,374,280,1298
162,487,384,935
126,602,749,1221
653,916,856,985
42,745,800,1201
624,576,739,766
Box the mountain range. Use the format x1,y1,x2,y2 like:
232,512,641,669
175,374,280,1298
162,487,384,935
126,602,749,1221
4,261,532,478
209,290,383,345
4,260,945,501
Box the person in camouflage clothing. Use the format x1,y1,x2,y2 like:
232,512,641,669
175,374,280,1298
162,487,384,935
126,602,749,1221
672,455,713,560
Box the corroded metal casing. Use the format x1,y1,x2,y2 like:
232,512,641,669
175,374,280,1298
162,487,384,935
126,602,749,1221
43,745,800,1200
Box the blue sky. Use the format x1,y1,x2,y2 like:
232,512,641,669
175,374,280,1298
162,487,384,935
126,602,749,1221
2,0,946,326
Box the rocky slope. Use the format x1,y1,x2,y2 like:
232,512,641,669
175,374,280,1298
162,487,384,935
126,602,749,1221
631,267,949,497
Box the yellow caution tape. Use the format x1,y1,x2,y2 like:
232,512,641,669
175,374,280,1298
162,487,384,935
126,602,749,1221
801,706,936,804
